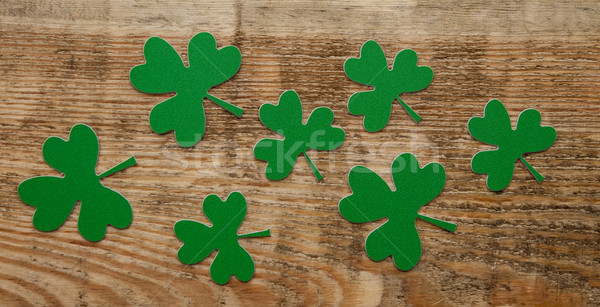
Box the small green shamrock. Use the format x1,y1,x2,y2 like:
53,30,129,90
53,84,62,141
339,153,456,271
345,40,433,131
174,192,270,285
130,32,242,147
253,90,345,181
468,99,557,191
18,124,137,242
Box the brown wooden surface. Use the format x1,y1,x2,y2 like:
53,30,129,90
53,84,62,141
0,0,599,306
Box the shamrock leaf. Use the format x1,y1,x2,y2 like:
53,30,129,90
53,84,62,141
130,32,242,147
345,40,433,131
339,153,456,271
18,124,137,242
174,192,270,285
468,99,557,191
253,90,345,181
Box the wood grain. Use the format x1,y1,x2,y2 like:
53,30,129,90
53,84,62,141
0,0,598,305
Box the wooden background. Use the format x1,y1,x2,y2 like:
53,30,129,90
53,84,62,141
0,0,598,305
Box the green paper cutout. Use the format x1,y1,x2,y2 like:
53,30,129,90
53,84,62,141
174,192,270,285
130,32,242,147
253,90,346,181
468,99,557,191
339,153,456,271
344,40,433,131
18,124,137,242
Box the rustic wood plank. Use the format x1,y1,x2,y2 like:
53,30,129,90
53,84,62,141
0,0,598,305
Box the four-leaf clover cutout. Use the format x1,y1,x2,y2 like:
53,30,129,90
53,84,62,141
345,40,433,131
18,124,137,242
339,153,456,270
254,90,345,181
174,192,271,284
468,99,557,191
130,32,243,147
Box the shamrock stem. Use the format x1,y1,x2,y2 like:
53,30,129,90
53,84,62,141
98,156,137,179
417,214,456,232
397,97,422,123
303,152,323,181
519,157,545,182
238,229,271,238
207,94,244,118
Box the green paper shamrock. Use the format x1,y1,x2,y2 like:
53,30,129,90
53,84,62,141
344,40,433,131
174,192,270,285
339,153,456,271
18,124,137,242
468,99,557,191
254,90,345,181
130,32,242,147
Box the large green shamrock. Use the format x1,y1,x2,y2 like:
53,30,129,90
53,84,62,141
18,124,137,242
174,192,270,285
130,32,242,147
345,40,433,131
339,153,456,271
468,99,557,191
254,90,345,181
